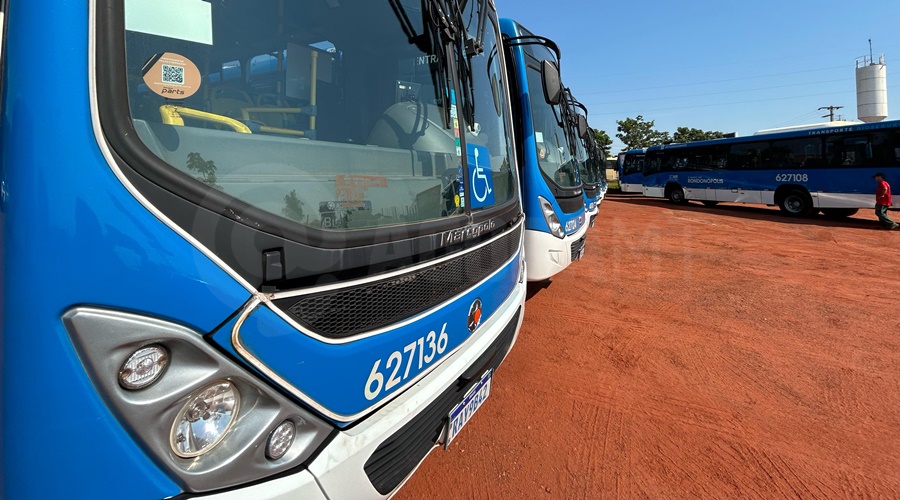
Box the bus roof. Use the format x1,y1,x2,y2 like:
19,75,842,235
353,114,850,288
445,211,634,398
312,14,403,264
753,120,862,135
645,119,900,152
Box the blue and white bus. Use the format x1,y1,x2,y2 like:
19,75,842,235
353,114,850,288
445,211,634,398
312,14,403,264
500,19,587,281
618,148,646,193
641,120,900,216
568,96,604,226
589,133,609,207
1,0,528,498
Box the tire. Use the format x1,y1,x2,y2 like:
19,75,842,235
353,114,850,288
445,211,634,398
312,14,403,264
701,200,719,207
821,207,859,218
667,185,687,205
778,189,813,217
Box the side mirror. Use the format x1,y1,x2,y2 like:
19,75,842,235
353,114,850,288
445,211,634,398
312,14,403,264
577,115,589,139
541,60,562,105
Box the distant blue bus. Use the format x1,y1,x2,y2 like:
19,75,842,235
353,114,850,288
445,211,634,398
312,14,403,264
2,1,527,498
618,148,646,193
641,121,900,216
501,19,587,281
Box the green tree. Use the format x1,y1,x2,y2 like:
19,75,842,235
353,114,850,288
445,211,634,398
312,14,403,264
186,152,220,189
282,189,304,222
591,128,613,158
672,127,724,143
615,115,669,150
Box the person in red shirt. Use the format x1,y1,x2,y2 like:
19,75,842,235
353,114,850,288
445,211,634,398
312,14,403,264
873,172,898,230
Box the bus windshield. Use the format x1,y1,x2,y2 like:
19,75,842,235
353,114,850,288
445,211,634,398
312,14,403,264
521,44,578,189
122,0,514,231
574,131,596,184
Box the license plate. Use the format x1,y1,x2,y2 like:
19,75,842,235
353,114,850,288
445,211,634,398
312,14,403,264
445,369,492,448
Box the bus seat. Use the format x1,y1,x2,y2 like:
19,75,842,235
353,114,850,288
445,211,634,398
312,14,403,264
366,102,455,153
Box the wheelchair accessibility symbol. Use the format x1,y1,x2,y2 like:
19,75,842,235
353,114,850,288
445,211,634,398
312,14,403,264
467,144,495,208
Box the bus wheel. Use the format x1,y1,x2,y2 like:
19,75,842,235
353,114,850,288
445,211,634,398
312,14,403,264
701,200,719,207
667,185,687,204
778,189,813,217
821,207,859,218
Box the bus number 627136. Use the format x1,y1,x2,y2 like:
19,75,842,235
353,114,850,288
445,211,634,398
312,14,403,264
365,324,450,400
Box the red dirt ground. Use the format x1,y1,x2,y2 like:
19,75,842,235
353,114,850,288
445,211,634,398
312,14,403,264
396,194,900,499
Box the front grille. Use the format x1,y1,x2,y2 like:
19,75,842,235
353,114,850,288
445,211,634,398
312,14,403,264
557,193,584,214
274,225,521,339
589,213,597,227
570,235,586,262
363,308,521,495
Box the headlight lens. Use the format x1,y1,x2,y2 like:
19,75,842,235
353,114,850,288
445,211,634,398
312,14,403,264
538,196,565,239
119,345,168,390
266,420,296,461
171,381,240,458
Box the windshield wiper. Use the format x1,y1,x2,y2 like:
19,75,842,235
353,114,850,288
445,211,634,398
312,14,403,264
388,0,484,131
463,0,487,57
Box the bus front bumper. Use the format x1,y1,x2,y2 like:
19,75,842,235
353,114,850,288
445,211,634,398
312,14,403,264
202,277,527,500
524,222,590,282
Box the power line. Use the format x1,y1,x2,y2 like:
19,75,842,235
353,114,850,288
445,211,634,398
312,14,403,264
772,109,822,128
578,65,848,95
583,49,884,81
590,90,853,116
589,83,900,117
588,78,847,106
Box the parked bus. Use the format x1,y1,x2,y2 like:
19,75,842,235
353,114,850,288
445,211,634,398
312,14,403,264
500,19,587,281
568,95,604,226
641,120,900,216
590,134,609,205
1,1,528,498
618,148,646,193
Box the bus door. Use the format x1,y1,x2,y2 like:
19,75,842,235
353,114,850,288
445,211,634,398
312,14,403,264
824,134,874,206
722,143,763,203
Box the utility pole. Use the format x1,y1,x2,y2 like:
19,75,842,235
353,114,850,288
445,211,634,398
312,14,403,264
819,105,843,122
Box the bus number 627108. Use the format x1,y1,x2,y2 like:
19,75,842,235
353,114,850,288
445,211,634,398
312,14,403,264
775,173,808,182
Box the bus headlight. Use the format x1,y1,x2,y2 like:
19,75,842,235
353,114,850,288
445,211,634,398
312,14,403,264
171,381,240,458
63,307,334,493
538,196,565,239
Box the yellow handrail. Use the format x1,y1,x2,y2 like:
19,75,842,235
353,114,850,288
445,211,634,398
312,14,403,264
258,125,307,137
159,105,252,134
310,51,318,132
239,107,311,119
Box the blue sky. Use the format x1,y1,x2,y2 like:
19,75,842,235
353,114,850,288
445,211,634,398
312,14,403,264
495,0,900,153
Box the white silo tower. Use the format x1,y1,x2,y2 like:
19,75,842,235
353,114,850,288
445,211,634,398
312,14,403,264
856,44,888,123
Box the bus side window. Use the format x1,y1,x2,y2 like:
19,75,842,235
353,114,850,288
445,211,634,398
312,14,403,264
728,144,762,170
892,131,900,165
696,146,726,170
828,135,867,166
866,132,896,166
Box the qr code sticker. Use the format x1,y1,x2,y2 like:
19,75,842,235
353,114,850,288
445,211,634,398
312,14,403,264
161,64,185,85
